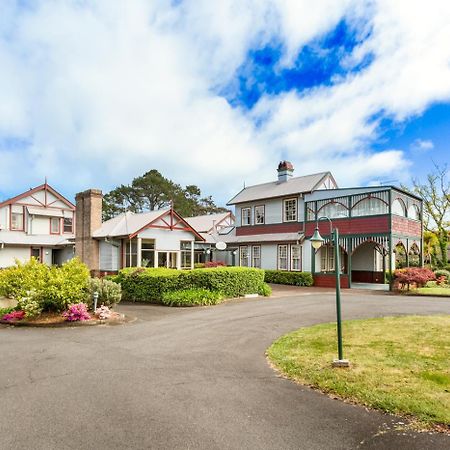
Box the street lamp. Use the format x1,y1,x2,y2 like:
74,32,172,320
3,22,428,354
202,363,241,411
310,216,350,368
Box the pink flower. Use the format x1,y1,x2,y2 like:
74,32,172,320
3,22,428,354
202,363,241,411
2,310,25,322
62,303,91,322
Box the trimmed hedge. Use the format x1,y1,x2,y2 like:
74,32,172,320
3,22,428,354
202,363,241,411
115,267,266,303
162,289,224,307
264,270,313,286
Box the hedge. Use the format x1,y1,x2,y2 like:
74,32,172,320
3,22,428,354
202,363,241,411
161,288,224,307
264,270,313,286
115,267,267,303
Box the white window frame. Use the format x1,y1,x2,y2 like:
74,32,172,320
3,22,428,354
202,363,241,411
241,208,251,226
278,244,289,271
290,244,301,271
11,206,24,231
320,245,335,272
50,217,60,234
254,205,265,225
239,246,250,267
252,245,261,268
283,198,297,222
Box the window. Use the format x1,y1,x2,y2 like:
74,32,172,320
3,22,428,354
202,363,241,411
31,248,41,262
142,240,155,268
283,198,297,222
392,198,407,217
50,217,60,234
240,246,250,267
320,245,346,273
254,206,265,224
241,208,251,226
352,197,388,217
63,217,73,233
278,245,288,270
319,202,348,219
11,206,24,230
290,245,301,271
125,239,138,267
180,241,192,269
408,204,420,221
252,246,261,268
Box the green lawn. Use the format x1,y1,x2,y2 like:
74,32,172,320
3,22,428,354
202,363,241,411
410,287,450,297
267,315,450,428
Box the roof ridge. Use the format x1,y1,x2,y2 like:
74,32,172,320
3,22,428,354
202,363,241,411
240,171,329,191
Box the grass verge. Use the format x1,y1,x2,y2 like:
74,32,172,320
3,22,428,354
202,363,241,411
409,287,450,297
267,315,450,430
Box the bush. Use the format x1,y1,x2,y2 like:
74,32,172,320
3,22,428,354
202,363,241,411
264,270,314,286
2,310,25,322
204,261,226,268
88,278,122,308
394,267,435,291
434,269,450,283
0,258,90,313
258,283,272,296
117,267,266,303
194,263,205,269
62,303,91,322
162,288,224,307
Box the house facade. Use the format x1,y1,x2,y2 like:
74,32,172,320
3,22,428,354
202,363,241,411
0,183,75,268
222,161,423,288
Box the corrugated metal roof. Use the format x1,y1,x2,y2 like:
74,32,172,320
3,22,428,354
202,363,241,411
220,228,304,244
0,232,74,246
93,209,168,238
227,172,331,205
185,212,231,233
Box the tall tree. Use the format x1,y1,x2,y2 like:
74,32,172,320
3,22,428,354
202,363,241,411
103,169,227,220
410,164,450,267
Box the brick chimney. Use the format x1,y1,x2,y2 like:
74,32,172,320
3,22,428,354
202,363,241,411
75,189,103,272
277,161,294,183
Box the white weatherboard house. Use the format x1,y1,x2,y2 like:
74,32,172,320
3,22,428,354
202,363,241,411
75,189,230,273
0,183,75,268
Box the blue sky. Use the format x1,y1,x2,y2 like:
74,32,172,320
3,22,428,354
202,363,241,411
0,0,449,206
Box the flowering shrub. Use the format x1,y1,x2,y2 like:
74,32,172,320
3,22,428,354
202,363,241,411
2,310,25,322
204,261,226,268
88,278,122,308
62,303,91,322
17,290,43,318
394,267,436,291
94,305,112,320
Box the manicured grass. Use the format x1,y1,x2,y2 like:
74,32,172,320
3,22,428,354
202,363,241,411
410,287,450,297
267,316,450,428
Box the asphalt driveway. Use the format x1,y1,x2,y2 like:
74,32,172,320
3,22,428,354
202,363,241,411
0,288,449,450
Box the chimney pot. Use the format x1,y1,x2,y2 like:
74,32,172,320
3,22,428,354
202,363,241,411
277,161,294,183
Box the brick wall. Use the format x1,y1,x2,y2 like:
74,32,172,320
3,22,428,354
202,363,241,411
314,274,350,288
391,215,421,237
305,216,390,236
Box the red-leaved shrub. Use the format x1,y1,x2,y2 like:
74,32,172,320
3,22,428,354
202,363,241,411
204,261,226,268
394,267,435,291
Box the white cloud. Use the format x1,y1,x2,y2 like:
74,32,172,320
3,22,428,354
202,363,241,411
410,139,434,152
0,0,449,204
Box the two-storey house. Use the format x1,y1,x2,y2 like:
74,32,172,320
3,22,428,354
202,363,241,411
0,183,76,267
223,161,423,288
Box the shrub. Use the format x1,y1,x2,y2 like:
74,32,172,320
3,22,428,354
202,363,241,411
17,290,43,318
88,278,122,308
2,310,25,322
258,283,272,297
94,305,113,320
0,307,15,317
434,269,450,283
194,263,205,269
204,261,226,268
117,267,265,303
264,270,314,286
62,303,91,322
162,288,224,307
394,267,436,291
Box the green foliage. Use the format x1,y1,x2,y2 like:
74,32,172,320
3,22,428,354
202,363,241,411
0,258,90,313
434,269,450,282
258,283,272,296
0,258,49,299
116,267,266,303
264,270,314,286
102,169,227,220
161,288,223,307
194,263,205,269
0,306,15,317
87,278,122,308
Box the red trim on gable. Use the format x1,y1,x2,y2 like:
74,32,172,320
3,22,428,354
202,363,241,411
0,184,75,210
129,209,205,241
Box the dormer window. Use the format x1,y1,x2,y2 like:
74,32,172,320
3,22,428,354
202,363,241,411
283,198,297,222
241,207,251,226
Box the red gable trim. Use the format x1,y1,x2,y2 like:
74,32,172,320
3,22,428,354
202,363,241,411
208,211,234,232
129,209,205,241
0,183,75,210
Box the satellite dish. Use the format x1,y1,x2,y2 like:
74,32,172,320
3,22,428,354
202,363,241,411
215,241,227,251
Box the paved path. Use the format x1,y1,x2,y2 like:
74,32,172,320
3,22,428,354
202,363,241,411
0,289,449,449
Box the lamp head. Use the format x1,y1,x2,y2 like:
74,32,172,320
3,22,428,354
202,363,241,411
310,227,324,250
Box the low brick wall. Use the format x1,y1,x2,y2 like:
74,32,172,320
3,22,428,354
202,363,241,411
313,274,350,289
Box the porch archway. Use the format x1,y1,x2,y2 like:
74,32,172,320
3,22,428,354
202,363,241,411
351,240,387,284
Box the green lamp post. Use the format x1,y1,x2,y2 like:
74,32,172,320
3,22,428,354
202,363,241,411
310,216,349,368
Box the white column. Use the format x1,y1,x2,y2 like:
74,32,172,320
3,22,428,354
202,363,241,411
191,241,194,270
154,251,158,268
137,237,142,267
177,251,181,270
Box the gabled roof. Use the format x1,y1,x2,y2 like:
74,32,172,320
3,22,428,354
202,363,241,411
227,172,336,205
93,208,205,241
185,212,233,233
0,183,75,209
